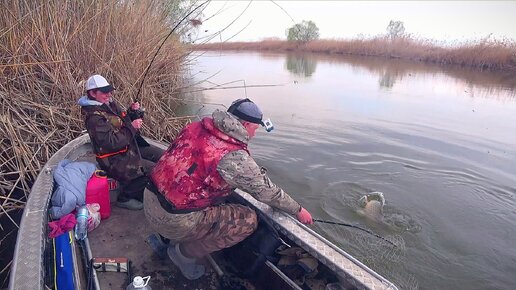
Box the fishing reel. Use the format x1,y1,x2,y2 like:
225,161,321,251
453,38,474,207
128,106,145,120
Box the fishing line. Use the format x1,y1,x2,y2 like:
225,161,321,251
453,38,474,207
313,219,396,247
270,0,303,39
135,0,210,102
270,0,295,24
130,1,209,159
314,218,412,287
243,79,248,99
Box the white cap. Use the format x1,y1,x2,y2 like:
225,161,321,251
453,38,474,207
86,74,114,93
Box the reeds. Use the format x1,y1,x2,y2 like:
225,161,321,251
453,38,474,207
0,0,193,263
194,36,516,72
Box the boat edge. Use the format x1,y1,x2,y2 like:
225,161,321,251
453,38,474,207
9,134,90,290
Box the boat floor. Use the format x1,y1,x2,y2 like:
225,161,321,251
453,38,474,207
67,140,389,290
77,150,254,289
89,206,224,290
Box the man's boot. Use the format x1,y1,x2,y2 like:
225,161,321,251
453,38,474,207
167,244,205,280
116,199,143,210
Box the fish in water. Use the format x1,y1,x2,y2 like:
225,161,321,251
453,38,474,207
358,192,385,221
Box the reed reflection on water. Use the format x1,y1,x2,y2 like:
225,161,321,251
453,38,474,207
183,51,516,290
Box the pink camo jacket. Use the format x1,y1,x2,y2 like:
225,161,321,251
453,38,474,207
151,117,246,210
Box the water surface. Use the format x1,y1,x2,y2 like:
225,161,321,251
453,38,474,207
184,51,516,290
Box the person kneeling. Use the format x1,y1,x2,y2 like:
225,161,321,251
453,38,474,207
144,98,313,280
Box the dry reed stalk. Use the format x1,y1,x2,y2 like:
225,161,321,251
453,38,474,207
0,0,201,257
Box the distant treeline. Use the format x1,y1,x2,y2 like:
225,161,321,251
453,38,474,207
194,37,516,72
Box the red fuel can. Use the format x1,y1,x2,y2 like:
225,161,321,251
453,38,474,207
86,170,111,220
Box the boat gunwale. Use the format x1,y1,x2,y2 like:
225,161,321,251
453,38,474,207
9,134,90,290
234,189,399,290
10,134,399,290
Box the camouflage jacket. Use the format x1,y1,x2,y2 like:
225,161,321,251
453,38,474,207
215,110,301,215
78,96,144,182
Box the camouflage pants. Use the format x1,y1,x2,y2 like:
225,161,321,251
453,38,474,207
144,188,258,258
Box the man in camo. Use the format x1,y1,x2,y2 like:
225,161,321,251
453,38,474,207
144,98,313,280
78,74,162,210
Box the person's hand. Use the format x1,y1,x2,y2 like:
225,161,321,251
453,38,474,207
131,102,140,110
131,118,143,129
296,207,313,224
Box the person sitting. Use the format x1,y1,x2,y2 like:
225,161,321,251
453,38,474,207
144,98,313,280
78,74,163,210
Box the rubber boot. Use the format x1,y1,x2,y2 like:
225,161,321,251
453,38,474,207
116,199,143,210
146,233,169,259
167,244,205,280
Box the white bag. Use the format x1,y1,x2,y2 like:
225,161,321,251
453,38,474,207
86,203,101,231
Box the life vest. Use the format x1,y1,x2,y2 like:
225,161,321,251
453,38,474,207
151,117,247,210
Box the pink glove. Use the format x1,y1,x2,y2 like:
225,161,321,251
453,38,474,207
296,207,313,224
131,119,143,129
131,102,140,110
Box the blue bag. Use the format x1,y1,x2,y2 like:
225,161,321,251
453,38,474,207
53,231,75,290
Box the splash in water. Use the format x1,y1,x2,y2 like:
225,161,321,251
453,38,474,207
358,191,385,222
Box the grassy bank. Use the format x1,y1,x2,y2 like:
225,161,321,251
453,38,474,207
194,37,516,72
0,0,195,285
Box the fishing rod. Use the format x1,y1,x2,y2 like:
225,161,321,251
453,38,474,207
129,1,209,158
135,0,210,102
313,219,397,247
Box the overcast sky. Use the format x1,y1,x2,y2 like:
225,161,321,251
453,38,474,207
196,1,516,43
